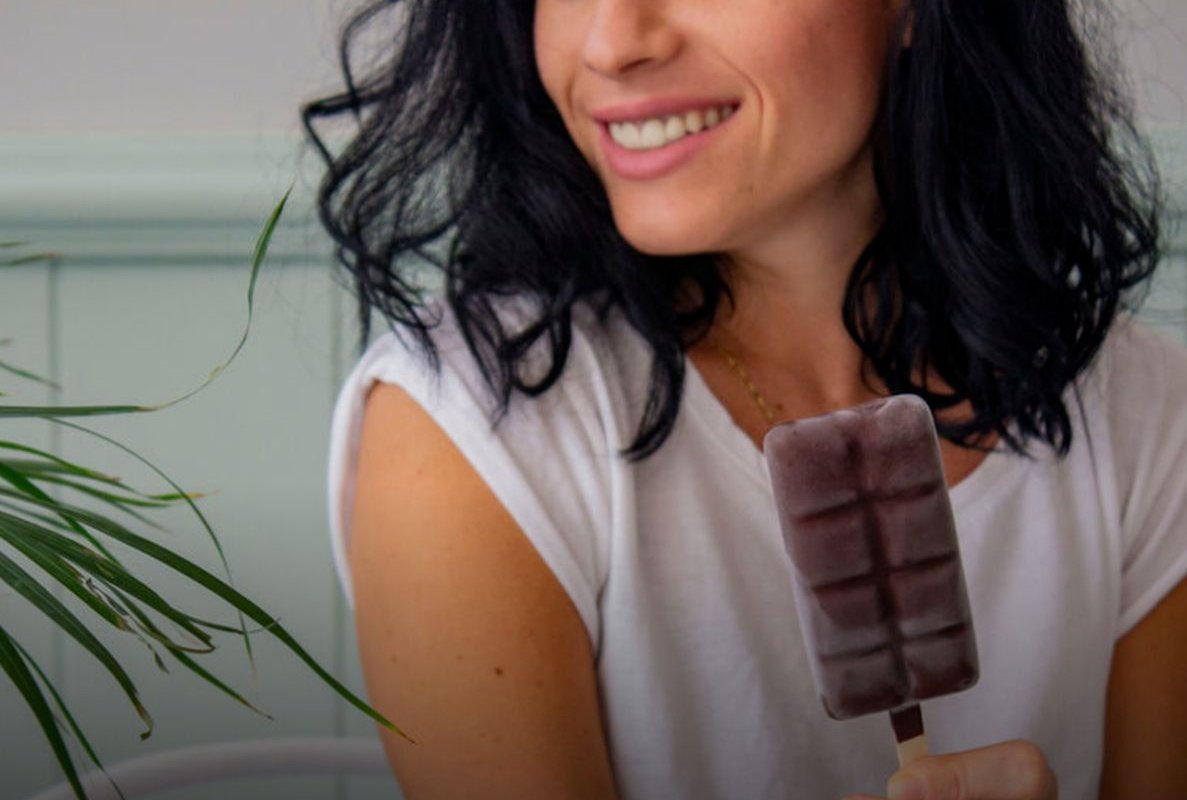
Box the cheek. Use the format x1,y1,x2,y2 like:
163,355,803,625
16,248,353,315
535,46,608,184
762,27,887,152
532,4,581,116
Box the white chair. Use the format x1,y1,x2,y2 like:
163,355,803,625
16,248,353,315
24,737,393,800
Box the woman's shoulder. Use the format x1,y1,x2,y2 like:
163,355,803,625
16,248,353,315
958,317,1187,534
1086,319,1187,636
346,296,648,431
329,297,639,639
1061,317,1187,503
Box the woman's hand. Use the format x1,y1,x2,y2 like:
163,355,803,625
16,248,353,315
844,740,1057,800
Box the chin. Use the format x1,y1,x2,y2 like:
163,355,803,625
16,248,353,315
611,208,725,258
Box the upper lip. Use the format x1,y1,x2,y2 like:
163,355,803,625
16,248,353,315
590,96,741,124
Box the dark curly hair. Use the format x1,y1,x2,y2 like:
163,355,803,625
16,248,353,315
302,0,1162,460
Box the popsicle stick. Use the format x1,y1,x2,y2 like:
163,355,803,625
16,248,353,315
890,705,929,767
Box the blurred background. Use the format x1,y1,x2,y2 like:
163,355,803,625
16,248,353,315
0,1,1184,799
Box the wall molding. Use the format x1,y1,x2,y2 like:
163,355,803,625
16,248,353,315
1149,126,1187,253
2,129,1185,264
0,134,327,264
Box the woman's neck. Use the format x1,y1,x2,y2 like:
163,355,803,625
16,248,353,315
707,228,883,416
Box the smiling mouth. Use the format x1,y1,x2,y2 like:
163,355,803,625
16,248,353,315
607,104,738,151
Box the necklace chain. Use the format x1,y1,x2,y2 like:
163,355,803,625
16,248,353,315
712,340,778,426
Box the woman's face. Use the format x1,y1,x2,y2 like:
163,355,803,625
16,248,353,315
534,0,902,261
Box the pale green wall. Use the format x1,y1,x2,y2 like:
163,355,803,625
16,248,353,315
0,136,397,800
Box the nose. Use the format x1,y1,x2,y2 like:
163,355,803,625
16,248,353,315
581,0,680,76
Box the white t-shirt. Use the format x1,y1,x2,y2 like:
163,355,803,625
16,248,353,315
327,305,1187,799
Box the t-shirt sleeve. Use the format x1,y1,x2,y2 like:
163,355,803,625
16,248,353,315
326,318,615,651
1106,321,1187,637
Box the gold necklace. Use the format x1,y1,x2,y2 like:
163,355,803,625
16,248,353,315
711,340,778,426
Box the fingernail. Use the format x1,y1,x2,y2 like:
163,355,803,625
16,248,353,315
887,773,927,800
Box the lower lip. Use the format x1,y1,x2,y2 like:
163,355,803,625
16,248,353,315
599,116,733,181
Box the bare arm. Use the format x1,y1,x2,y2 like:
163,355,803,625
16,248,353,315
349,382,620,800
1099,576,1187,798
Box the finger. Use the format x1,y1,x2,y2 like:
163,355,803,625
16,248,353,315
886,740,1057,800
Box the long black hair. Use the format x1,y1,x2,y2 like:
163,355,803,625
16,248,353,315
303,0,1162,460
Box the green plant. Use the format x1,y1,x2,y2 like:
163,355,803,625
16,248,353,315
0,194,405,800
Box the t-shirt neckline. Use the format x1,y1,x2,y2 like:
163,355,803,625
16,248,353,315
681,358,1015,511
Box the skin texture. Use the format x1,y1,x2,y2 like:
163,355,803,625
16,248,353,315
534,0,894,266
536,0,902,416
1098,577,1187,798
346,0,1187,797
350,383,620,799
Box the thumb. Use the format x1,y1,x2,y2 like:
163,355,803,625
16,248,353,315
886,740,1057,800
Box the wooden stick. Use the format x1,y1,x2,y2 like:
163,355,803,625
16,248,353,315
890,704,929,767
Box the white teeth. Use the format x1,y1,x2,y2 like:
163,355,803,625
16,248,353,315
639,118,667,148
608,104,737,151
616,122,641,149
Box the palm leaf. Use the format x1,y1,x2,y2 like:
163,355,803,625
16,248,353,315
1,519,138,634
0,550,153,737
0,441,122,482
2,192,407,799
4,633,126,800
0,187,287,422
0,358,60,389
5,473,174,536
115,599,271,717
0,509,216,651
0,629,97,800
0,404,148,419
0,493,247,643
144,185,289,412
48,417,258,671
0,440,187,516
10,491,405,737
0,461,113,554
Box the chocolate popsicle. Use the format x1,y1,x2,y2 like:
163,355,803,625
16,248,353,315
763,395,978,763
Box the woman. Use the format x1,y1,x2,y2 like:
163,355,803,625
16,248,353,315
305,0,1187,797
